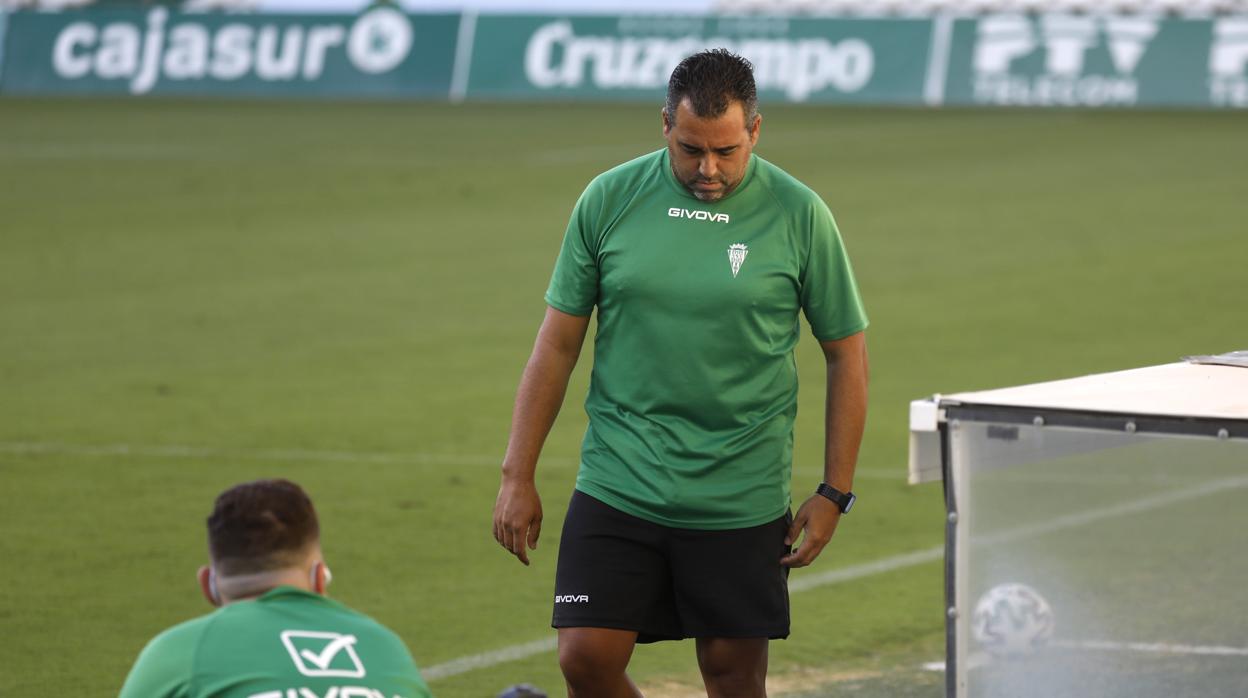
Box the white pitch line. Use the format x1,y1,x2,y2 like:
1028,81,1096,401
0,142,233,160
421,545,944,681
973,474,1248,548
421,547,947,681
11,444,1239,681
422,637,560,682
0,441,905,479
419,474,1248,681
980,470,1221,486
1053,639,1248,657
788,545,943,593
0,441,568,469
11,439,1224,488
922,639,1248,671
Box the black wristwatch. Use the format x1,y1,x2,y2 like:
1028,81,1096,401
816,483,856,514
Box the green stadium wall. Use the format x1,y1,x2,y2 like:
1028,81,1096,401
2,7,1246,108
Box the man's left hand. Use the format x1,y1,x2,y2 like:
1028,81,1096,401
780,494,842,567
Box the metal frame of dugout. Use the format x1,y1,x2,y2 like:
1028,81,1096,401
908,356,1248,698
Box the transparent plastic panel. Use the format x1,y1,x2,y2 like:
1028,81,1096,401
949,420,1248,698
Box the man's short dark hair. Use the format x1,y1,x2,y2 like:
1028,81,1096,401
207,479,320,575
664,49,758,128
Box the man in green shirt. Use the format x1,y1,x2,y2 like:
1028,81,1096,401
492,49,869,697
120,479,432,698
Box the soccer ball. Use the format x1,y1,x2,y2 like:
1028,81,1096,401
971,582,1055,656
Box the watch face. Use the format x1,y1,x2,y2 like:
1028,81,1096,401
842,493,856,514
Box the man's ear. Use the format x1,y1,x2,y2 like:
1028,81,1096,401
662,108,672,137
748,113,762,146
311,562,330,596
198,566,221,607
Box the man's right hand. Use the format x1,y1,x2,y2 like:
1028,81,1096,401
493,307,588,566
493,477,543,566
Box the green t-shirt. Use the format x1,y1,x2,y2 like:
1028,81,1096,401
545,148,868,530
119,587,432,698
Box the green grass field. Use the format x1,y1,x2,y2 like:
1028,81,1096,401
0,99,1244,697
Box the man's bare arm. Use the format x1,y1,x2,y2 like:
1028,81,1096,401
781,331,868,568
493,306,591,565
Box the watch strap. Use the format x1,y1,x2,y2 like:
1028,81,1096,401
816,483,856,514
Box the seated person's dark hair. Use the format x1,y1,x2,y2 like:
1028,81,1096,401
207,478,320,576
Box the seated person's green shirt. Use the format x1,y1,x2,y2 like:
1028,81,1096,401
545,149,868,530
119,587,432,698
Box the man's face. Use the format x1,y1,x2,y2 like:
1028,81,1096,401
663,97,761,202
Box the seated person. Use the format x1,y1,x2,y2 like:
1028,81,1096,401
120,478,432,698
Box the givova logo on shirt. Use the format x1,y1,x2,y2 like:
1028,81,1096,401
248,688,400,698
668,207,730,224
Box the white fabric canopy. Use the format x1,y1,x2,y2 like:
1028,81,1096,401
943,362,1248,421
908,360,1246,484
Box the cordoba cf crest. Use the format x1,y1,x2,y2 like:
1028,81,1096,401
728,244,748,278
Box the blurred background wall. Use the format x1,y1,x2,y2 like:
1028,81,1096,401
1,0,1246,108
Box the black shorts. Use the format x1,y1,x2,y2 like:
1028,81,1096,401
552,490,791,643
